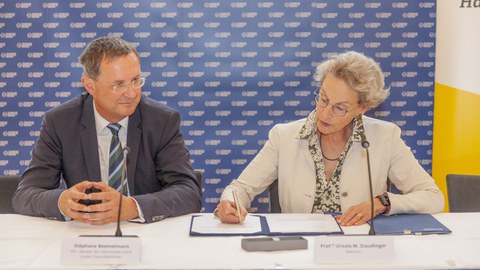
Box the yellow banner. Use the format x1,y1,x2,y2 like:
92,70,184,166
433,1,480,211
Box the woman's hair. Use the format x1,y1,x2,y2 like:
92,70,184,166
313,51,390,110
79,36,139,80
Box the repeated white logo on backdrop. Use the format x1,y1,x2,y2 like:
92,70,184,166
0,1,436,212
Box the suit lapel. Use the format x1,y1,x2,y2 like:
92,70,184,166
80,95,101,182
299,138,316,170
346,142,362,159
127,103,142,195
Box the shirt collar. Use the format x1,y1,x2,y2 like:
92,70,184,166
93,103,129,135
351,115,365,143
297,110,317,140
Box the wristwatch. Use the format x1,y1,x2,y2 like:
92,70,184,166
376,192,391,214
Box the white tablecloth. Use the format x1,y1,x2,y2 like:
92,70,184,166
0,212,479,269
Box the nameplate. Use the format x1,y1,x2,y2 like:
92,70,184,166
314,236,394,264
61,236,141,265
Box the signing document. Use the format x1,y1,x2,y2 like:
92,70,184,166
266,214,342,234
190,215,263,235
189,214,342,236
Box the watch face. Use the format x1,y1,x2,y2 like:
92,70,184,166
379,193,390,206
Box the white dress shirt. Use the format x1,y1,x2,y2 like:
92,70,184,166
93,109,128,185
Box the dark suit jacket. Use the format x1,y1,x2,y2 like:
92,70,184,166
13,92,202,223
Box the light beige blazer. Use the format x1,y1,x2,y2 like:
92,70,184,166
222,116,444,215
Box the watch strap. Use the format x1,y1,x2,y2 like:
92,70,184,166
376,192,391,214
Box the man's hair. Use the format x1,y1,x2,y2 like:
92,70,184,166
314,51,390,110
79,36,139,79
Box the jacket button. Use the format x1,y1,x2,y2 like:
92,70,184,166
341,192,348,197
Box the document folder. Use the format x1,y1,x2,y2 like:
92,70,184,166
189,214,344,237
369,214,452,235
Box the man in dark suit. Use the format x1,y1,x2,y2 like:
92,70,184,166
13,36,201,224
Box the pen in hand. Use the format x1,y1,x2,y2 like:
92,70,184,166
232,190,243,223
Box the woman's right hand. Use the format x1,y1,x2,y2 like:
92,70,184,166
215,200,248,223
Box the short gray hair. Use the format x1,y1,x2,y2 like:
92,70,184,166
313,51,389,110
79,36,139,79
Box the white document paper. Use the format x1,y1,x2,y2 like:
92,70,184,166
190,214,262,234
266,214,342,234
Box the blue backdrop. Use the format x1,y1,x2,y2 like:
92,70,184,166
0,1,436,212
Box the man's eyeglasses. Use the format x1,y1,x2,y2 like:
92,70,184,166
314,91,357,117
98,77,146,92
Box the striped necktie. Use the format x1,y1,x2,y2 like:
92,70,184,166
107,123,127,194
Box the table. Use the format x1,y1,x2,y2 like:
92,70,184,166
0,213,479,269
